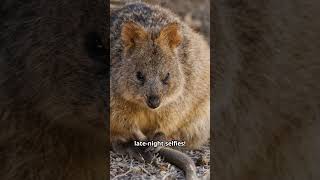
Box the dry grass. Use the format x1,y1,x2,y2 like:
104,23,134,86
110,143,210,179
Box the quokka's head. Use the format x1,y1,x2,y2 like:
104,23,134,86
114,21,185,110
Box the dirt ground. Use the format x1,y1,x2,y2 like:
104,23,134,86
110,143,210,180
110,0,210,179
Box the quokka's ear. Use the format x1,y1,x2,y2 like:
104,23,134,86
156,23,182,49
121,22,148,50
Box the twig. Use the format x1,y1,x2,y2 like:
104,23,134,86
162,173,172,180
140,166,152,176
111,168,133,180
111,159,134,180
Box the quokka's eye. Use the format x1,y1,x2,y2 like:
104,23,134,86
136,71,145,84
162,73,170,85
85,32,106,62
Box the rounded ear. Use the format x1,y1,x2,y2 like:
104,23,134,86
121,22,148,50
155,22,182,49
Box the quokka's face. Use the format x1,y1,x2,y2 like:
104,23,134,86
116,22,185,109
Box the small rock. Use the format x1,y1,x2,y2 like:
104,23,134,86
196,155,209,166
132,166,142,173
158,164,169,171
160,170,166,176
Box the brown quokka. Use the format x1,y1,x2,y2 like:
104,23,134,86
110,2,210,176
0,0,108,180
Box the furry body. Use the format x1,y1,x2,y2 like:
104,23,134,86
110,3,210,149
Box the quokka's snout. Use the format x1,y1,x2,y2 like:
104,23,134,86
146,95,161,109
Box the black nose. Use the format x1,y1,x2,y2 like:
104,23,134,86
147,95,161,109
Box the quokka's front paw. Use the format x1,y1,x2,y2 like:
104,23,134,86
144,131,167,153
112,138,154,162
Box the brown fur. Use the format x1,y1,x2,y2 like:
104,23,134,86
0,0,108,179
156,23,182,49
121,22,149,52
213,0,320,179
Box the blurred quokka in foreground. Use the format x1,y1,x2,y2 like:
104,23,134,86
213,0,320,179
0,0,107,180
110,2,210,158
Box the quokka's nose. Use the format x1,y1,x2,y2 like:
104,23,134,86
147,95,161,109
